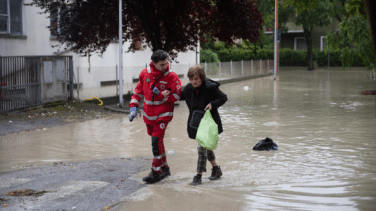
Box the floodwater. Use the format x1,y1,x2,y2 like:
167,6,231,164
1,70,376,210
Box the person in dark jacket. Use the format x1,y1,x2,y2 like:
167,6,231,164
180,64,228,186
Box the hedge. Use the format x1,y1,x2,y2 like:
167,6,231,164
201,47,365,67
200,49,220,63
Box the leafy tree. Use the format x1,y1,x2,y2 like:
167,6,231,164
257,0,295,33
363,0,376,66
200,49,220,63
284,0,376,68
345,0,367,18
330,0,349,22
26,0,263,59
290,0,333,70
239,0,294,54
283,0,319,14
200,0,294,59
326,0,374,69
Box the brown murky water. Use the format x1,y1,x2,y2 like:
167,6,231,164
1,70,375,210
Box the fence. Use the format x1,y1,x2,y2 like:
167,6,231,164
71,63,191,100
0,56,73,113
204,59,274,80
71,60,274,100
1,57,272,112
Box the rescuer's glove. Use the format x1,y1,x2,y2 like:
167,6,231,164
128,107,140,122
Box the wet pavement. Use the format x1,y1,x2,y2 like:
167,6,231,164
0,157,149,211
1,69,376,210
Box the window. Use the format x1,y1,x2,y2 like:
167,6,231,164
294,37,306,50
50,4,72,36
320,36,326,50
0,0,23,35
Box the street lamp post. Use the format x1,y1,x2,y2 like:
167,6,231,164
118,0,123,107
274,0,279,80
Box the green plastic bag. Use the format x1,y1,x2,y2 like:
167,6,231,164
196,110,219,150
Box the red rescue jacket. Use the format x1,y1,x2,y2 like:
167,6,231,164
129,62,182,125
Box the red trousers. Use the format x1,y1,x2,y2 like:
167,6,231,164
146,121,169,173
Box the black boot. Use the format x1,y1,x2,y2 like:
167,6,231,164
143,169,161,184
189,174,202,186
161,166,171,180
208,166,222,180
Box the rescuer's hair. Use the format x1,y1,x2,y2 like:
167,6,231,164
151,50,169,63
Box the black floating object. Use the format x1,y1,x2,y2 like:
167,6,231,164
253,137,278,151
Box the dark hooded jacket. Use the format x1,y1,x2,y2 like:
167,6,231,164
180,78,228,139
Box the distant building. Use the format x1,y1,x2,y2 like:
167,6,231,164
264,14,340,51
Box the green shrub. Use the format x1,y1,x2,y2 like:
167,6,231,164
351,51,364,66
256,49,274,60
314,48,363,67
201,46,366,67
230,49,253,61
201,40,229,52
213,41,228,51
327,49,342,66
278,48,306,66
216,49,231,62
200,49,220,63
313,48,327,66
344,49,363,67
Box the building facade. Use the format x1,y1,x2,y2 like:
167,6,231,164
265,14,340,51
0,0,198,101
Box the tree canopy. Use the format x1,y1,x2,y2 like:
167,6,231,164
326,0,374,69
26,0,263,59
283,0,319,14
284,0,376,69
255,0,295,34
235,0,294,53
293,0,333,70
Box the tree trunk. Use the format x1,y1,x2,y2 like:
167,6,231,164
303,27,314,70
364,0,376,66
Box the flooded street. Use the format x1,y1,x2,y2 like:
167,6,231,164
1,70,376,210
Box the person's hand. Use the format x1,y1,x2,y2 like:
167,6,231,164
204,103,212,111
162,90,170,97
129,107,140,122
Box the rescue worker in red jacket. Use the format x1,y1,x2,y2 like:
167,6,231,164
129,50,182,184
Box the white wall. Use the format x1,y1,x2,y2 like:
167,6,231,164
0,0,199,100
0,0,53,55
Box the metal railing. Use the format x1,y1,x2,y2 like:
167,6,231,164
0,56,73,113
203,60,274,80
0,56,41,112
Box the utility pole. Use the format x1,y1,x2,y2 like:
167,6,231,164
274,0,279,80
118,0,123,107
